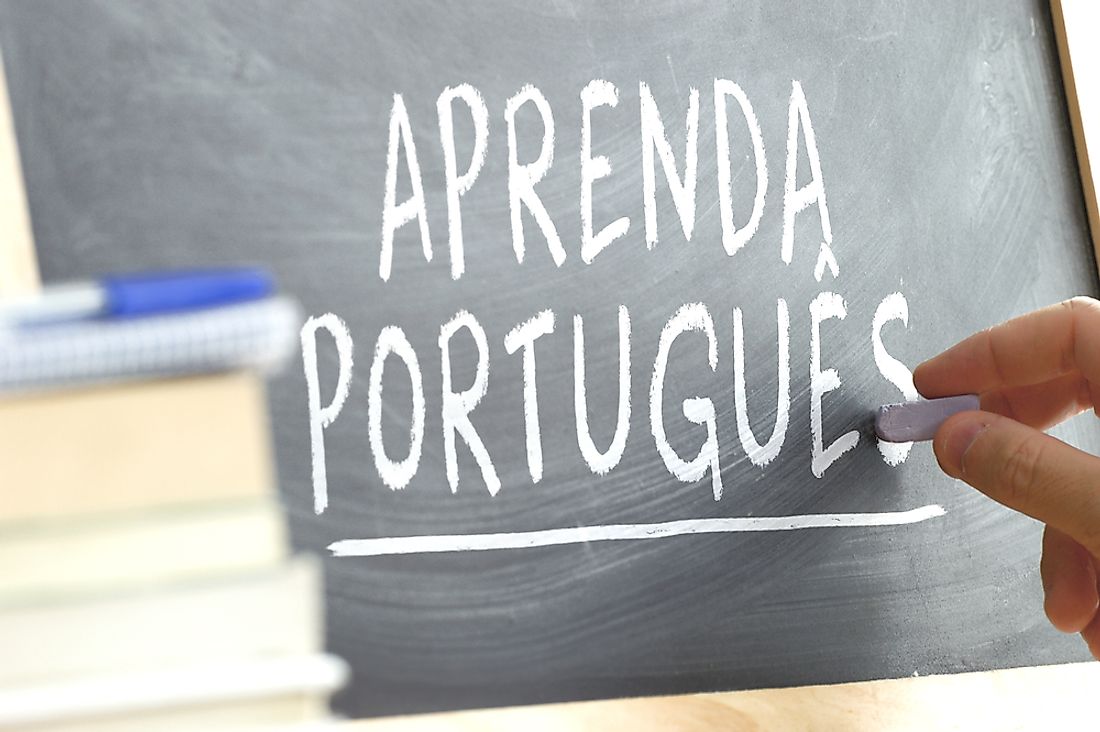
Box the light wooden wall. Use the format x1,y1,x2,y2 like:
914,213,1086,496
0,47,38,296
1053,0,1100,272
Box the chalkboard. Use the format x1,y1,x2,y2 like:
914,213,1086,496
3,0,1098,718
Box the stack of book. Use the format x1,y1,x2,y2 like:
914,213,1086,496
0,271,347,730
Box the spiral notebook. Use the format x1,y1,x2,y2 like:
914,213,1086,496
0,297,301,393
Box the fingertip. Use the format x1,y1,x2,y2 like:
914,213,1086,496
1080,611,1100,659
1042,529,1099,633
1047,594,1098,634
1045,573,1098,633
932,411,991,480
912,359,935,397
913,354,962,399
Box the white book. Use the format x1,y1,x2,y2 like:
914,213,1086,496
0,499,288,606
0,556,321,685
0,653,348,730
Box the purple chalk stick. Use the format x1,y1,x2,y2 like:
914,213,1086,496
875,394,981,443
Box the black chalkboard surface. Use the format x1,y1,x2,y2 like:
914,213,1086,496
3,0,1099,718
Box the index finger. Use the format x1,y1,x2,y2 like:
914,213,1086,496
914,297,1100,398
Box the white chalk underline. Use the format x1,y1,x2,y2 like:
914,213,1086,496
328,504,946,557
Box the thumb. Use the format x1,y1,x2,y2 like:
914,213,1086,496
934,411,1100,557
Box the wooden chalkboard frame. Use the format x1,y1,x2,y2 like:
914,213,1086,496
2,8,1099,727
1053,0,1100,279
0,46,36,297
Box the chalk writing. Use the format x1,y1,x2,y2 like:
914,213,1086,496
300,78,934,552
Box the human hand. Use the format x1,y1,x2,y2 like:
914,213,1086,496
914,297,1100,657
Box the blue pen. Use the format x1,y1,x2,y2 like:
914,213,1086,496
0,268,275,327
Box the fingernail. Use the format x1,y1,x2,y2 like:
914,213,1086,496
942,418,988,477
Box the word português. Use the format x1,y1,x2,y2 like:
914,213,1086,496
303,293,915,514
